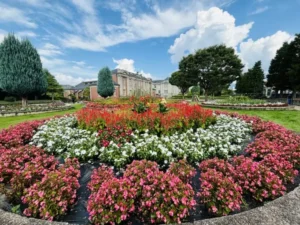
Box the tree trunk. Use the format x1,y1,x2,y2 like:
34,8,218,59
205,91,208,102
22,96,28,108
182,93,184,99
52,93,54,101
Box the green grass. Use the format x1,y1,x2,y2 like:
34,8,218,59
215,109,300,132
0,104,83,130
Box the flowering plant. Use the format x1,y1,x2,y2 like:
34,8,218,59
199,169,243,216
87,165,114,192
98,125,133,147
87,178,136,225
0,145,57,202
167,160,196,184
22,158,80,221
158,98,168,113
232,156,286,202
0,120,44,148
31,116,99,160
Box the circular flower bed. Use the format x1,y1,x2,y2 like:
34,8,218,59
201,101,289,110
0,101,299,225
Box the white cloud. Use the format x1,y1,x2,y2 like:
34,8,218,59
38,43,63,57
16,31,37,38
40,55,97,85
113,58,152,79
249,6,269,15
239,31,294,72
60,0,235,51
54,74,87,86
168,7,253,63
0,3,37,28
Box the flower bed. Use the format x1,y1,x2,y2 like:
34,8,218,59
202,101,289,110
0,102,74,117
0,101,300,225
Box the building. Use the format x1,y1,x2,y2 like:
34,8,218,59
153,78,181,98
63,69,179,100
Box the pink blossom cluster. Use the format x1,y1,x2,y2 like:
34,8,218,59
0,120,44,148
87,178,137,225
87,165,114,192
22,158,80,221
167,160,196,184
87,160,196,224
199,158,235,177
261,154,298,183
0,145,57,201
232,156,286,202
199,168,243,216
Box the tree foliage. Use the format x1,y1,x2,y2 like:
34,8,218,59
83,87,90,100
43,69,63,101
236,61,264,98
169,71,192,98
179,45,243,101
267,34,300,96
0,34,47,106
97,67,114,98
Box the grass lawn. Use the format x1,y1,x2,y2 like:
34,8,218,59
0,104,83,130
213,108,300,132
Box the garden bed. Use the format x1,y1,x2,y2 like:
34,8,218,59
0,100,299,225
0,103,74,117
201,103,290,110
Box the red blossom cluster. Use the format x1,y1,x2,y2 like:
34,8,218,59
22,158,80,221
0,120,44,148
77,103,215,135
87,160,196,224
0,145,58,201
98,125,133,147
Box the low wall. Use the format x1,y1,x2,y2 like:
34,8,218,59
0,186,299,225
0,106,74,117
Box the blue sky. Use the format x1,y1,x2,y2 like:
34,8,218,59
0,0,299,85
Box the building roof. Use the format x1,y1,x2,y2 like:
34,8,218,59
62,85,75,90
153,77,169,83
72,80,119,90
112,69,152,82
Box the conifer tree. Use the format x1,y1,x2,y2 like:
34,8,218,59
97,67,114,98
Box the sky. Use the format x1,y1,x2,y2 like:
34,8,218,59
0,0,299,85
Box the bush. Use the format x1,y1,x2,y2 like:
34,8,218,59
167,160,196,184
4,96,16,102
199,169,243,216
0,120,44,148
87,165,114,193
232,156,286,202
22,158,80,221
0,146,58,202
87,178,136,225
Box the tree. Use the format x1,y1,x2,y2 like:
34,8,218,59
267,42,291,96
169,71,192,98
0,34,47,107
43,69,63,101
97,67,114,98
287,34,300,96
180,45,243,101
191,85,201,95
83,87,90,100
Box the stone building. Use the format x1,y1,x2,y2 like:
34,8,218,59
63,69,179,100
153,78,181,98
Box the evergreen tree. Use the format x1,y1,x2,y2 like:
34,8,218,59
97,67,114,98
267,42,291,95
287,34,300,96
169,71,192,98
236,61,264,97
0,34,47,107
44,69,63,101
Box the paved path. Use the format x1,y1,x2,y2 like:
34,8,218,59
0,186,299,225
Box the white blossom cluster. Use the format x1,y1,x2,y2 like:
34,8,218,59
99,115,252,168
30,116,99,160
